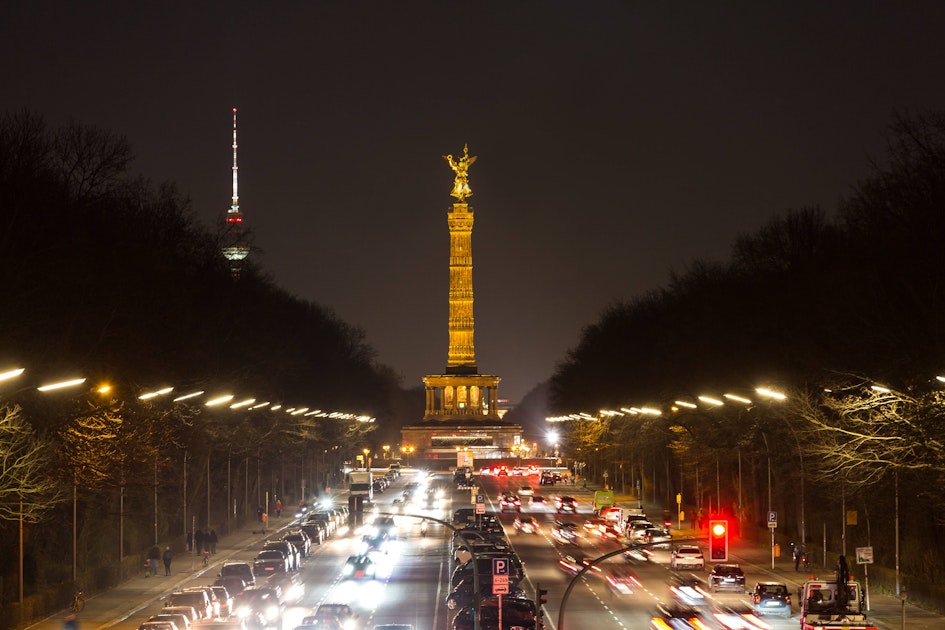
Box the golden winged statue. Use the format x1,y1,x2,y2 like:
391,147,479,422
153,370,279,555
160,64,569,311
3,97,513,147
442,144,477,202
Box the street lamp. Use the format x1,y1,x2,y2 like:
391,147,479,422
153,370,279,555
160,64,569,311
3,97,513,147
363,448,371,471
382,444,390,460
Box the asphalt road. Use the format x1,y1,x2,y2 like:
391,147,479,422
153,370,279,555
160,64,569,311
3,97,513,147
28,468,944,630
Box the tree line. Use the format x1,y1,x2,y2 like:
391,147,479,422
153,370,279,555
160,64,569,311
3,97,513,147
549,111,945,589
0,110,403,615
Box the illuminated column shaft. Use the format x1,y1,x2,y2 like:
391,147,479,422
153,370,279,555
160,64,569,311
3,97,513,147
447,202,476,372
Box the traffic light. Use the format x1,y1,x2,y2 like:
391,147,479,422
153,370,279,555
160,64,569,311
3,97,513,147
535,582,548,620
709,519,729,561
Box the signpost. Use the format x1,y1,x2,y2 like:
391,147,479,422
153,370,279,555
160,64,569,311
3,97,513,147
767,511,777,569
493,558,509,629
475,493,485,515
857,546,873,611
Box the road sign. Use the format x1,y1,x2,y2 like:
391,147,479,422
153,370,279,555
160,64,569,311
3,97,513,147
492,558,510,595
475,502,485,514
767,511,777,528
856,546,874,564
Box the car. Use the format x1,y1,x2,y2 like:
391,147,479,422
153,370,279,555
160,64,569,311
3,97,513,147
513,515,540,534
296,619,344,630
529,495,548,509
266,572,305,605
311,603,358,630
707,563,746,592
670,574,712,607
158,605,199,623
558,554,602,577
165,590,213,619
306,512,336,536
371,515,398,539
452,598,536,630
551,520,580,545
446,581,528,611
751,581,792,618
232,586,285,628
146,613,190,630
181,586,221,618
582,518,621,540
361,534,390,555
605,565,641,595
671,545,705,570
213,575,248,597
253,549,289,575
641,527,672,548
219,561,256,587
452,508,476,525
540,472,555,486
518,485,534,496
627,519,654,541
451,554,524,588
138,623,179,630
649,602,708,628
283,530,312,557
263,540,300,570
498,494,521,512
555,496,577,513
210,586,234,618
299,522,326,545
342,555,376,579
453,539,510,565
372,625,416,630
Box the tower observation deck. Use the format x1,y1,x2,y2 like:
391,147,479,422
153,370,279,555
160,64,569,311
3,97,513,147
221,107,250,278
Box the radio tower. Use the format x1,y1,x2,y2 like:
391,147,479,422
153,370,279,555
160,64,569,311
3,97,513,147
221,107,250,278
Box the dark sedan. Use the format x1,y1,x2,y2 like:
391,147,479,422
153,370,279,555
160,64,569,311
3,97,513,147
708,563,746,592
253,550,289,576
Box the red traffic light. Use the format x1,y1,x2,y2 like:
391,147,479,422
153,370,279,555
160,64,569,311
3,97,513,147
708,519,729,562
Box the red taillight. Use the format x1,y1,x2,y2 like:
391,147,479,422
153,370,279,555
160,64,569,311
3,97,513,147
786,596,791,605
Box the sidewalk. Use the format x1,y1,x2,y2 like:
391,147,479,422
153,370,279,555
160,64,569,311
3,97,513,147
26,504,328,630
598,485,944,630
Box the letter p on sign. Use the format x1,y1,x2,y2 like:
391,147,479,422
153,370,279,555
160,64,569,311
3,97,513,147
493,558,508,575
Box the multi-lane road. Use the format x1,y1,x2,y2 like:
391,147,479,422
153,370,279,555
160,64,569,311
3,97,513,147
105,469,798,629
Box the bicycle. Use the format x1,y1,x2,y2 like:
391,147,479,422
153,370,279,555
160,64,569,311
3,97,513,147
202,550,210,567
71,590,86,613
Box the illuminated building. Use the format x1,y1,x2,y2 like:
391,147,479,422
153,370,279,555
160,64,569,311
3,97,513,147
221,107,250,278
401,146,523,465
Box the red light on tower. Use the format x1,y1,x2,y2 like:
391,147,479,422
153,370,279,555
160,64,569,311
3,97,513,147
709,519,728,562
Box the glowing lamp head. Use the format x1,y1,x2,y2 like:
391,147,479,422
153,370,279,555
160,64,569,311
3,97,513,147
711,522,727,537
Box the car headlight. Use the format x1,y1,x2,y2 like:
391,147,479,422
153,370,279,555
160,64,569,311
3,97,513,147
236,606,250,618
266,605,279,619
343,620,356,630
343,564,354,575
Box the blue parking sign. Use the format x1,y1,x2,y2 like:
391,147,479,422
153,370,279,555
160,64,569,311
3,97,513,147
493,558,508,575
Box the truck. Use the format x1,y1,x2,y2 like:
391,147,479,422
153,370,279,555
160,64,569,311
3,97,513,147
349,471,373,500
799,577,878,630
593,490,615,514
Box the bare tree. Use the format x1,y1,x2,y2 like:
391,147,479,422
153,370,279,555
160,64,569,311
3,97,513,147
795,383,945,489
0,405,64,522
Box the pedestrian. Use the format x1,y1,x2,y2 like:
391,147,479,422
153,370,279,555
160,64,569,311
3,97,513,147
186,530,193,552
257,506,264,522
162,546,173,576
194,529,205,554
261,511,268,532
209,529,218,554
64,613,78,630
147,544,160,577
275,499,282,518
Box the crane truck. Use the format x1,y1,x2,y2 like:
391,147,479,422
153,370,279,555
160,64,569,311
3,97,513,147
799,576,878,630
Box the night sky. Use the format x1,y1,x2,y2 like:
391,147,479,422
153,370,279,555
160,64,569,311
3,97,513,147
5,3,945,403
